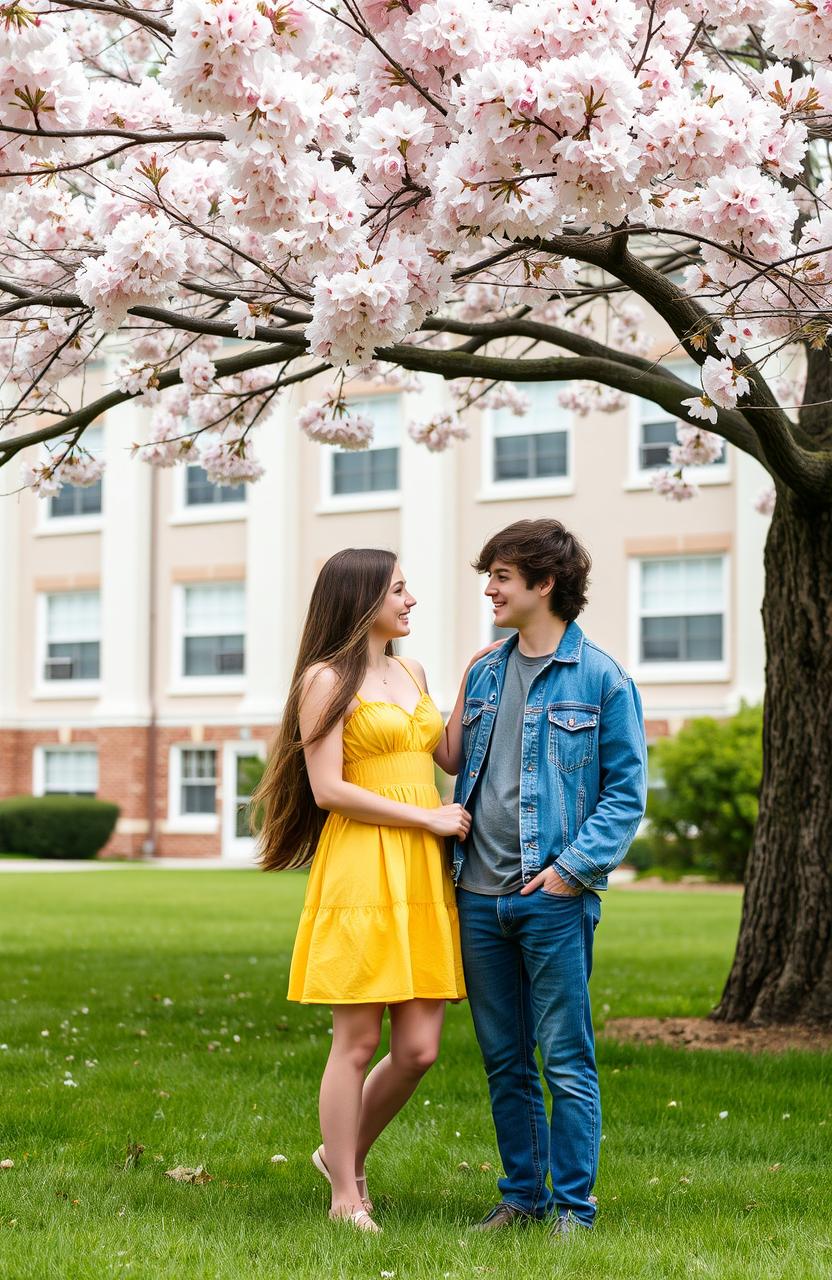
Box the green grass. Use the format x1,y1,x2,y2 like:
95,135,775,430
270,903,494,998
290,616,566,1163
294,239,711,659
0,872,829,1279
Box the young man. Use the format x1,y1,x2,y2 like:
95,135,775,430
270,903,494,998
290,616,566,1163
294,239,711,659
452,519,647,1237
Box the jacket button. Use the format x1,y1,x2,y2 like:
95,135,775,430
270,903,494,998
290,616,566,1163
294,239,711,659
469,770,477,778
568,717,575,727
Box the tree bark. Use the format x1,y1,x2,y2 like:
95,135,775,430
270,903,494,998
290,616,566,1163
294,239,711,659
714,503,832,1024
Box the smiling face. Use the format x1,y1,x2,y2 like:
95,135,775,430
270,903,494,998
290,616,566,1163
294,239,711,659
372,561,416,640
485,558,554,630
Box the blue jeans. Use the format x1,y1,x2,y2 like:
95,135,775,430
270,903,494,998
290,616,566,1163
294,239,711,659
457,886,602,1226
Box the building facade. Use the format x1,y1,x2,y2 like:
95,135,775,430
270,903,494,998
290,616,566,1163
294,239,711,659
0,348,772,860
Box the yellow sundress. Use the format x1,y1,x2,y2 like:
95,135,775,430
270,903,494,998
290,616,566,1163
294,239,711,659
287,659,466,1005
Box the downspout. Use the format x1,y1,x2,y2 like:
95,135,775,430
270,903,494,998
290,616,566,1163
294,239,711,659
143,463,159,857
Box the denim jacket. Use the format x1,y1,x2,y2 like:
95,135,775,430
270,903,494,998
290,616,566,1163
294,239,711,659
451,622,647,891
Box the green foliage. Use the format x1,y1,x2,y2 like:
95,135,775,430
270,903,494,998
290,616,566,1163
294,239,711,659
644,703,763,882
0,794,119,859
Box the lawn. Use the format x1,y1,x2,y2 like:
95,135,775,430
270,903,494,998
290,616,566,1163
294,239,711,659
0,871,829,1280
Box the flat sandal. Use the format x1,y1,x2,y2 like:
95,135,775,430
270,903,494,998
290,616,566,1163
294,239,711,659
312,1145,375,1213
328,1206,382,1233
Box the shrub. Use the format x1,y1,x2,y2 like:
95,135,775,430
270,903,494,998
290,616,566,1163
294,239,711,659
0,795,120,859
645,703,763,883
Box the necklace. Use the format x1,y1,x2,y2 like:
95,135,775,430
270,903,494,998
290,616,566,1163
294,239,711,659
381,658,390,686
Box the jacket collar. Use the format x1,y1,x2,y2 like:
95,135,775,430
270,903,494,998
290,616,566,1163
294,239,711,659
485,620,585,669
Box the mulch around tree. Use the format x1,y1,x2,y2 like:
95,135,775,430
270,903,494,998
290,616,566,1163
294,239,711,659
603,1017,832,1054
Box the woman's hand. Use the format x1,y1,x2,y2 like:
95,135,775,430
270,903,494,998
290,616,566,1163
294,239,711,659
425,804,472,839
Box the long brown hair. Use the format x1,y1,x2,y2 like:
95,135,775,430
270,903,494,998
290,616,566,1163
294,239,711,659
252,548,397,871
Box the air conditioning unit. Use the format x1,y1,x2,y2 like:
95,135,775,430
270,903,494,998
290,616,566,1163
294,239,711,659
45,656,74,679
216,650,244,673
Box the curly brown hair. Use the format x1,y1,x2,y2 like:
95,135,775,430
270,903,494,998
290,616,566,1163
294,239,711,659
473,519,591,623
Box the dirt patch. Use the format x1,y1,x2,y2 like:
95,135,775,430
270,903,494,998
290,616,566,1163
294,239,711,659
617,876,743,893
603,1016,832,1054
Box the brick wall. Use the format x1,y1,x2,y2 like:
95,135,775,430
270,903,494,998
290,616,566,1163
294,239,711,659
0,723,277,859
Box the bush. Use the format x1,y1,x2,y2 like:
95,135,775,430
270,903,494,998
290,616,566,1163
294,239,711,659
0,795,120,859
645,703,762,883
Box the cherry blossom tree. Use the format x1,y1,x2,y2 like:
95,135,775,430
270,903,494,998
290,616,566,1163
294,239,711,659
1,0,831,1023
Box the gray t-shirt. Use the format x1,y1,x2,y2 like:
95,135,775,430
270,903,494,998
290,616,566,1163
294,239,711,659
458,646,553,896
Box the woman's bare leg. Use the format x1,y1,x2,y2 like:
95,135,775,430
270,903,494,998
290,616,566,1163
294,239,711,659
319,1003,384,1217
354,999,446,1182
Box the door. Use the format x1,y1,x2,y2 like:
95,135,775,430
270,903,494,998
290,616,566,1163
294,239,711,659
222,741,266,864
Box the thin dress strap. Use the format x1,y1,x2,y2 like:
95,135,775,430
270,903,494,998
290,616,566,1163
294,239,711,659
393,656,424,694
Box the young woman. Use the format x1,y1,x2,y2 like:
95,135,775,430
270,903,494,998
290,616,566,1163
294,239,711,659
253,548,478,1232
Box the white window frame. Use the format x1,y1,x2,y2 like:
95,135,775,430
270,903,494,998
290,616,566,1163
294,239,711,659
33,590,102,700
32,745,99,797
626,361,730,490
36,426,105,536
317,394,402,514
629,554,730,684
166,743,220,833
170,439,248,526
479,384,574,501
169,581,247,695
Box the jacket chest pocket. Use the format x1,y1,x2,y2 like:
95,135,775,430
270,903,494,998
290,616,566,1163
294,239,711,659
462,700,486,754
547,705,599,772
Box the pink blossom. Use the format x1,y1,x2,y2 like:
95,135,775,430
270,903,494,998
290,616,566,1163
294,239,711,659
199,436,264,485
701,355,751,409
754,485,777,516
75,213,188,331
650,469,698,502
297,399,375,449
307,257,414,368
680,395,719,426
671,426,724,467
407,411,468,451
228,298,256,339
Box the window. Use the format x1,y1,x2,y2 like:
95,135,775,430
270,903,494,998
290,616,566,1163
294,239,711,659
634,361,726,478
43,591,101,681
181,582,245,677
484,383,572,496
179,747,217,815
322,395,400,505
636,556,726,669
184,431,246,509
42,748,98,796
47,427,104,519
185,465,246,508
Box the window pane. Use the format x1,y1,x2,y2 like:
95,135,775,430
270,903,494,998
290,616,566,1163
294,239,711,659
234,754,260,838
47,591,101,641
184,634,245,676
45,641,100,680
181,748,217,782
640,557,723,614
184,583,245,632
639,421,676,471
533,432,568,477
640,614,723,663
44,748,98,795
182,783,216,814
186,465,246,506
47,429,104,518
685,614,723,661
333,447,399,494
493,383,571,435
494,435,533,480
641,616,683,663
494,431,566,481
345,395,401,446
50,479,103,517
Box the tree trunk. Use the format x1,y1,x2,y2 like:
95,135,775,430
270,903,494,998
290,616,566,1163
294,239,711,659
714,448,832,1023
